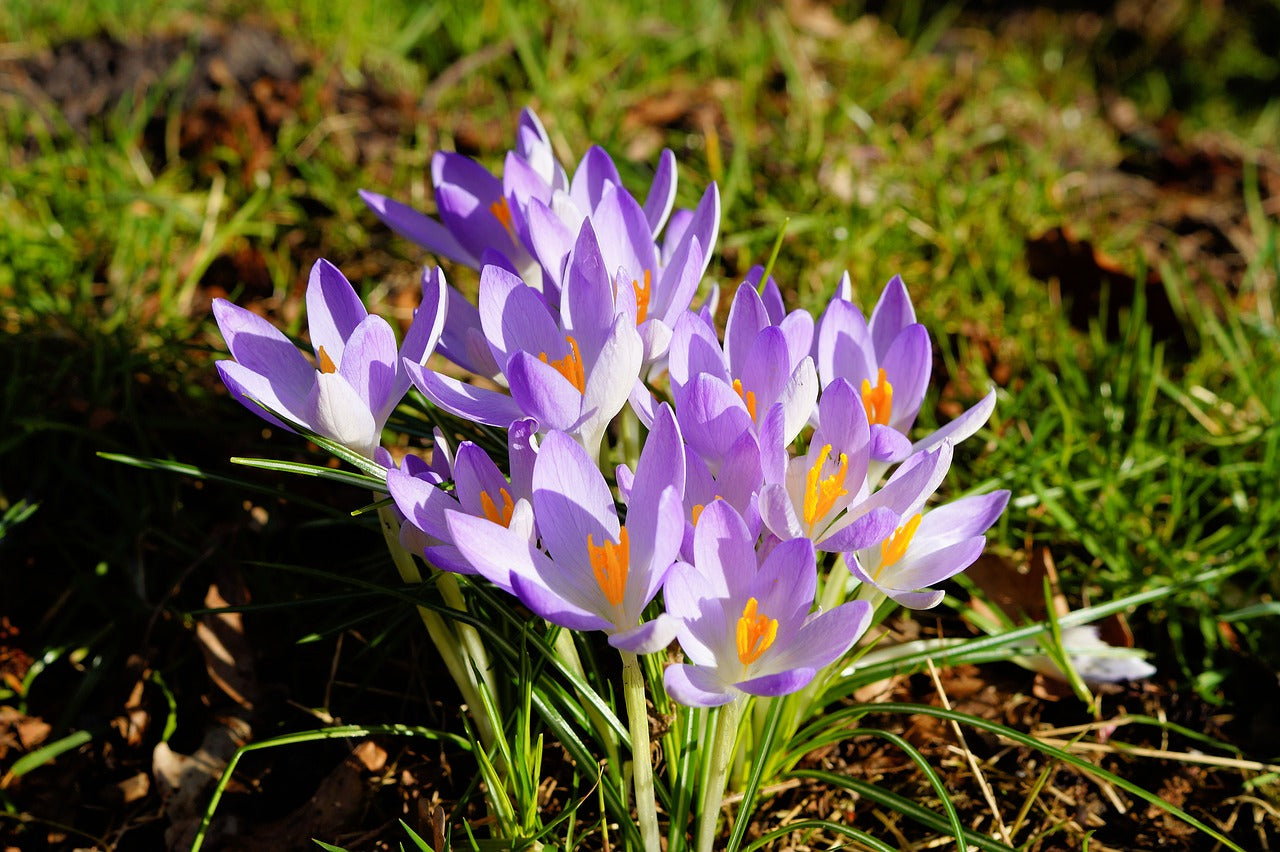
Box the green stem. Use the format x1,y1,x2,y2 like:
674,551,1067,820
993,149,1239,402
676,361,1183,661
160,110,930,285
554,630,622,781
376,504,497,751
696,695,745,852
621,651,661,852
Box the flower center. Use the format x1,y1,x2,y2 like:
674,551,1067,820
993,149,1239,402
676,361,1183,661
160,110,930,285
803,443,849,531
538,336,586,393
736,597,778,666
633,269,652,324
861,368,894,427
732,378,758,423
479,487,515,527
876,513,922,578
317,345,337,374
489,197,518,243
587,527,630,607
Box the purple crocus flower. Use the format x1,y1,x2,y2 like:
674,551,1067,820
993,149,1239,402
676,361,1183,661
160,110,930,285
359,109,563,287
758,378,899,553
815,273,997,465
665,281,818,473
213,259,444,459
407,221,643,459
445,405,686,653
663,500,873,707
385,418,540,583
842,442,1011,608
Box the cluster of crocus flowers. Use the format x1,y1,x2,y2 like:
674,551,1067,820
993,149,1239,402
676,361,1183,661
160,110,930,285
212,107,1014,851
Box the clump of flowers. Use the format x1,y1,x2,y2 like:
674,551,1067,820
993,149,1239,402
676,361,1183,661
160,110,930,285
212,108,1015,851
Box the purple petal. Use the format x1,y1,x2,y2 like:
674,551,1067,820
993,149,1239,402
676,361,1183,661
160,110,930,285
724,282,769,379
910,389,997,455
339,315,398,416
642,149,677,236
510,572,614,632
591,186,658,307
507,351,585,433
386,466,455,541
677,374,753,470
569,146,622,214
212,299,313,398
693,500,756,595
766,599,872,672
609,614,677,654
532,431,617,574
305,259,367,362
396,268,449,399
759,482,804,542
664,664,735,707
216,359,307,432
869,425,913,463
406,360,525,426
524,196,577,294
359,189,474,265
881,324,931,432
891,537,988,591
869,275,916,359
562,220,615,365
736,667,815,698
818,506,898,552
815,297,873,389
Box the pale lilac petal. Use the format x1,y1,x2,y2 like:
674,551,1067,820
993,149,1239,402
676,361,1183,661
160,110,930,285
736,667,815,698
759,482,804,541
778,310,815,368
445,510,554,593
532,432,617,574
629,379,658,429
507,417,540,501
422,543,481,576
869,274,916,358
765,600,872,672
665,663,735,707
778,357,819,445
630,404,685,516
751,536,817,628
818,506,897,552
678,375,753,470
406,360,525,426
635,487,685,605
741,326,793,411
910,389,998,455
305,371,380,456
578,315,643,454
642,149,677,236
305,259,367,359
525,196,576,292
655,236,703,327
479,264,559,364
452,442,511,516
815,298,873,389
569,146,623,214
743,267,785,325
859,442,953,517
213,299,314,391
693,500,756,596
510,572,615,632
869,425,913,463
668,311,727,393
661,208,692,265
215,359,307,431
507,351,585,433
562,221,615,364
917,491,1009,545
358,189,474,265
881,324,931,432
386,466,454,541
609,614,677,654
396,268,449,399
724,283,769,379
891,537,988,591
591,186,658,302
675,183,719,282
339,315,398,416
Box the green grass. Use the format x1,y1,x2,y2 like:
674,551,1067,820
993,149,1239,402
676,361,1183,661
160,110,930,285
2,0,1278,847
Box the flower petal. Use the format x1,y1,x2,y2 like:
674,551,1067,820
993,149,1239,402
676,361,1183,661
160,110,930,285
306,259,367,360
358,189,474,265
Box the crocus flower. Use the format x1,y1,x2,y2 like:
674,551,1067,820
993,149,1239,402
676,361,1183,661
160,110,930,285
213,259,444,459
843,442,1010,608
385,418,540,582
815,273,997,467
665,281,818,473
406,221,643,459
663,500,873,707
446,405,686,653
758,377,899,553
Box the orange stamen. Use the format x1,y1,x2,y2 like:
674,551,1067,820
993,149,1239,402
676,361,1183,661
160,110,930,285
538,336,586,393
690,503,705,526
732,378,758,423
802,444,849,530
861,368,894,427
489,197,518,242
736,598,778,665
317,345,337,374
876,513,922,578
587,527,630,607
633,269,652,324
479,487,515,527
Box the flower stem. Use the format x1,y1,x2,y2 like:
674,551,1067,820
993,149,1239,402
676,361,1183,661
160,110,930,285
620,651,661,852
376,503,496,751
696,695,745,852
